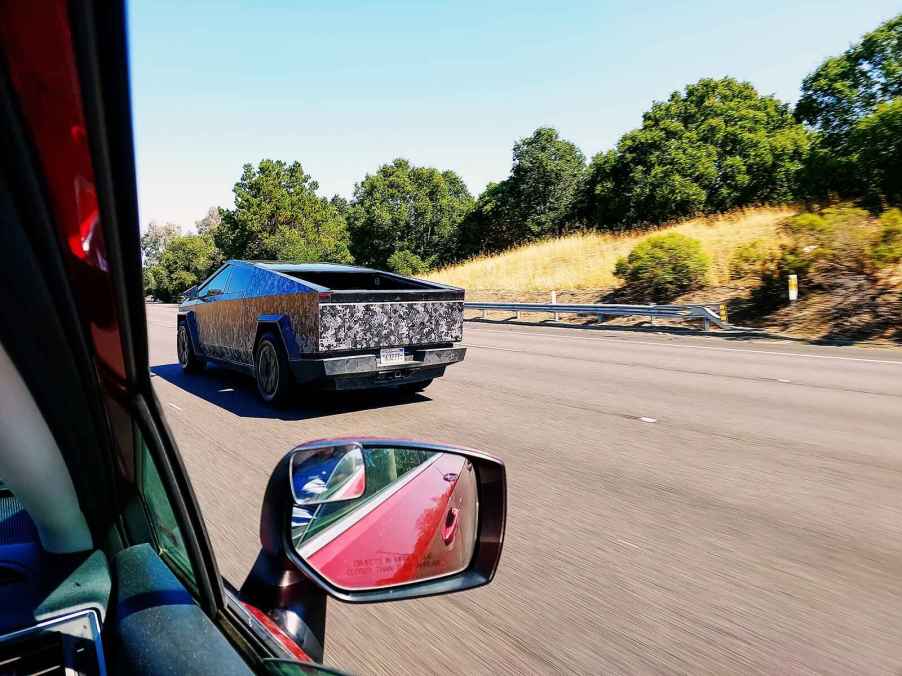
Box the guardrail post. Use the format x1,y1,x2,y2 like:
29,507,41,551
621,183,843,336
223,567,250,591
704,317,710,331
516,311,521,320
649,303,655,326
481,308,486,319
551,291,559,321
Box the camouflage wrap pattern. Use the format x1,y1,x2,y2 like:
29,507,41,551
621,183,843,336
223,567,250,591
193,292,319,364
319,301,464,352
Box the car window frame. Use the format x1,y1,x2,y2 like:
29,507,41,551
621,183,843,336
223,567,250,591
135,425,201,595
132,396,222,616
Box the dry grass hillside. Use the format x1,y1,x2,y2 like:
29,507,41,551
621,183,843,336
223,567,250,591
428,206,795,292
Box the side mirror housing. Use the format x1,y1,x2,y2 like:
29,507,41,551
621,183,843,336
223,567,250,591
240,438,505,662
255,438,506,604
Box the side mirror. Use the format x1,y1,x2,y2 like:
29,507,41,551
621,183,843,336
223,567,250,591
255,438,506,604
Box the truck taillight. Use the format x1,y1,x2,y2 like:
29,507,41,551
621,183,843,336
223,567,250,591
318,291,332,302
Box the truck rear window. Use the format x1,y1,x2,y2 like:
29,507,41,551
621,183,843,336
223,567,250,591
281,271,430,291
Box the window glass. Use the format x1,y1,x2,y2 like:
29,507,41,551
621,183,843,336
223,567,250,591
139,437,198,591
226,265,255,296
200,267,231,298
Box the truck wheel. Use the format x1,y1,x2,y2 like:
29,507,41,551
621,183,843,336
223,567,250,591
255,332,293,405
177,323,205,373
399,379,433,394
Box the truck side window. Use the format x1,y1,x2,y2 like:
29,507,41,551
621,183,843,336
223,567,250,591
225,265,254,296
200,267,232,298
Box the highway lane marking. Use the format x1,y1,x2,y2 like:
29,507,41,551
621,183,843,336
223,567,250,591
639,417,657,423
466,327,902,366
167,402,182,411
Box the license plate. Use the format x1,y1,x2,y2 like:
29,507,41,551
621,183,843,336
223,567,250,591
379,348,405,365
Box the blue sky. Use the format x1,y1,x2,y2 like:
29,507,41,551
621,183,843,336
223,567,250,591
128,1,899,229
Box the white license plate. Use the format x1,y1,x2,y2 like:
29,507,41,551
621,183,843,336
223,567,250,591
379,348,406,365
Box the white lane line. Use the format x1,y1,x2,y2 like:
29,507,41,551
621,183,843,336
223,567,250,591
167,402,182,411
466,327,902,366
639,417,657,423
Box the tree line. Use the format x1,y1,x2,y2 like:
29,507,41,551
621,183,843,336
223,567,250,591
144,14,900,301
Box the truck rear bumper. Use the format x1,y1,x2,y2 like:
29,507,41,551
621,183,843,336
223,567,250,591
289,346,466,390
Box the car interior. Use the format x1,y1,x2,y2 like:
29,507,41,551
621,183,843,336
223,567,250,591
0,2,267,674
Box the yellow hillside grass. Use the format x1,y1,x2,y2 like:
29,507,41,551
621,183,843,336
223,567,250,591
427,206,796,291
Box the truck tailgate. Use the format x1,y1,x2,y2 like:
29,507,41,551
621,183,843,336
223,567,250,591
318,299,463,351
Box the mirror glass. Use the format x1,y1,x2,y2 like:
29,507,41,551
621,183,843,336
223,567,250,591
289,445,478,591
290,444,366,505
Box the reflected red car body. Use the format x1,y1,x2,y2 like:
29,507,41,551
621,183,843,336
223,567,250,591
307,454,478,590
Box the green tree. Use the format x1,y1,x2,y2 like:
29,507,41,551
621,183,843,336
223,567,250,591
347,158,473,269
387,249,429,276
576,78,810,227
455,181,515,257
141,221,181,265
795,15,902,203
144,234,221,302
195,206,222,237
461,128,585,257
849,98,902,207
216,159,352,263
505,127,586,240
796,14,902,147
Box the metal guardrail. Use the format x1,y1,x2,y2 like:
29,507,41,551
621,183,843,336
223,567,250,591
464,301,731,330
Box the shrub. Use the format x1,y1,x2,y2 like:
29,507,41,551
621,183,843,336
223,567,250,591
614,233,709,302
785,206,876,273
873,208,902,266
387,250,429,276
751,245,814,310
729,240,778,279
751,205,902,309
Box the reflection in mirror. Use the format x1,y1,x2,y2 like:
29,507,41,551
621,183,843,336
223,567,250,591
289,446,478,591
290,444,366,506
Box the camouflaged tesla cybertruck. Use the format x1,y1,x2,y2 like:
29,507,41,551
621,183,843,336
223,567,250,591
176,261,466,404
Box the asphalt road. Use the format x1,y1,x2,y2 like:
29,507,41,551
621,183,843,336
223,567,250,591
147,303,902,675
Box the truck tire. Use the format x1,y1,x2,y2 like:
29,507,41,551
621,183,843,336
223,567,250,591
177,323,205,373
255,332,293,405
399,378,433,394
